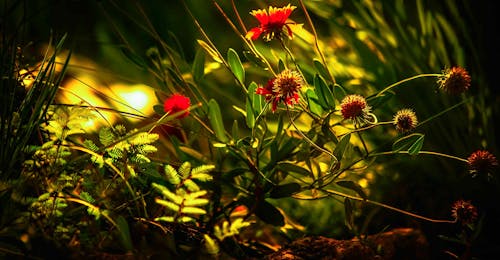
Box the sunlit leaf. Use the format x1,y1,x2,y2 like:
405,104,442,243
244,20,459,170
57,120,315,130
192,48,205,83
306,89,324,116
333,133,351,162
336,180,367,199
181,206,207,215
277,162,311,176
197,39,223,63
313,59,331,83
392,133,425,155
208,99,229,142
227,48,245,84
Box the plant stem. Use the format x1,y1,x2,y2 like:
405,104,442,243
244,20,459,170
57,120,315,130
286,108,338,166
323,189,456,224
298,0,336,85
370,150,468,163
374,73,441,97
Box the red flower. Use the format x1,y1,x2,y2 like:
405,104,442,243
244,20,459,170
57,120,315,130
256,69,303,112
467,150,498,177
437,66,471,94
451,200,478,225
393,108,418,133
246,4,296,41
163,94,191,119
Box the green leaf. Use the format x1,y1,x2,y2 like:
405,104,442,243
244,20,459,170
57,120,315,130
313,59,331,82
270,183,301,198
336,180,367,199
227,48,245,84
333,133,351,162
277,162,311,176
392,133,425,155
249,82,263,114
178,161,192,178
192,48,205,83
197,39,223,63
115,215,133,251
208,99,229,143
245,100,255,128
232,120,239,140
344,198,355,231
243,50,267,68
155,198,180,211
306,89,324,116
204,234,220,255
314,74,335,110
181,206,207,215
255,200,285,226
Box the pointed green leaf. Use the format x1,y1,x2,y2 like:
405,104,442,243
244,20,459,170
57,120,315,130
115,215,133,251
208,99,229,143
313,59,331,82
243,50,267,68
392,133,425,155
181,206,207,215
249,82,263,114
270,183,301,198
245,98,255,128
306,89,324,116
255,200,285,226
314,74,335,109
197,39,223,63
228,48,245,84
277,162,311,176
344,198,355,231
192,48,205,83
336,180,367,199
333,133,351,162
155,198,180,211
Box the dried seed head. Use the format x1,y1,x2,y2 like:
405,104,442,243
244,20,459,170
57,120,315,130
438,67,471,94
393,109,418,133
451,200,478,225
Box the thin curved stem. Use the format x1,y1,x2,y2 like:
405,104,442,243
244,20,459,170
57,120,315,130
370,150,468,163
298,0,336,85
374,74,441,97
286,108,338,166
323,189,456,224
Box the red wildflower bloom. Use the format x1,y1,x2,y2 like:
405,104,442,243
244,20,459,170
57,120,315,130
451,200,478,225
256,69,303,112
437,66,471,94
246,4,296,41
467,150,498,177
340,94,373,125
163,93,191,119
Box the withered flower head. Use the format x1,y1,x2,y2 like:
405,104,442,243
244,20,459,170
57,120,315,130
467,150,498,177
451,200,478,225
437,66,471,94
246,4,296,42
393,109,418,133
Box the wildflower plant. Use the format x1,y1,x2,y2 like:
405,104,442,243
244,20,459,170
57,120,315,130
1,0,498,259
